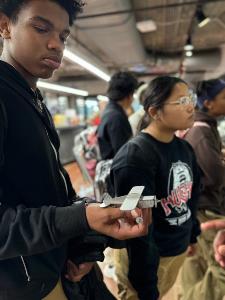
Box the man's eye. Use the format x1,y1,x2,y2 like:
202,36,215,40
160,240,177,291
60,35,68,44
60,36,67,43
34,26,48,33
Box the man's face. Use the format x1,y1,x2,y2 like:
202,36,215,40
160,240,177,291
3,0,70,79
208,87,225,117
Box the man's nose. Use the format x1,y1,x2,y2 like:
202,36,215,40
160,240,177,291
47,33,64,52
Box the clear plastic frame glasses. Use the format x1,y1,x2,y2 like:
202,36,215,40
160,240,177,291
166,90,197,107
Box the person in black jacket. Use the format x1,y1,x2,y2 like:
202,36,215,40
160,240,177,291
0,1,150,299
97,71,139,300
98,71,138,160
109,76,201,300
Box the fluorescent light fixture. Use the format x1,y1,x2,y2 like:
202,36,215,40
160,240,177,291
136,20,157,33
97,95,109,102
37,81,88,96
198,17,211,28
64,49,111,82
196,9,211,28
185,51,193,57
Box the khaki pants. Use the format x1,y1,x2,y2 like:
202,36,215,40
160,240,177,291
42,280,67,300
113,248,139,300
157,252,186,298
179,210,225,300
113,248,186,300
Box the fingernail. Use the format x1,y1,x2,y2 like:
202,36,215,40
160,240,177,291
136,217,143,224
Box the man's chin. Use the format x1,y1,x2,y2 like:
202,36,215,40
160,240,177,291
39,71,54,80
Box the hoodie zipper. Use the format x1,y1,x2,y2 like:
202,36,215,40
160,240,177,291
45,130,68,197
20,256,31,282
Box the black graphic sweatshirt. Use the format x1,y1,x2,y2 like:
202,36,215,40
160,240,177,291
109,132,201,300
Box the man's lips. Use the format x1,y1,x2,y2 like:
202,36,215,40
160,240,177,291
42,58,61,69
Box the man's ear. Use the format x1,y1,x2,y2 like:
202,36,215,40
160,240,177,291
203,99,213,111
0,13,11,39
148,107,160,120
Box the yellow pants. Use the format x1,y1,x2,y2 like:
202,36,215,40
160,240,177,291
42,280,67,300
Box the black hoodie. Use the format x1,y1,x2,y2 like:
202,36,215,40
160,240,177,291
97,101,132,159
0,61,90,298
185,111,225,214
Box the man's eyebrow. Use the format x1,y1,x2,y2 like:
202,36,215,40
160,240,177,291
29,16,54,27
29,16,70,34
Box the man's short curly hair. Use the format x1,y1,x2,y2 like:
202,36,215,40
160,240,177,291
0,0,84,25
107,71,138,102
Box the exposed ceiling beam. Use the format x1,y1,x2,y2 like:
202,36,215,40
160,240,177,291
77,0,225,20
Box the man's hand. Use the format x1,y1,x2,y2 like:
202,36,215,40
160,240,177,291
221,148,225,157
201,219,225,231
85,204,151,240
201,220,225,268
65,260,94,282
187,244,197,256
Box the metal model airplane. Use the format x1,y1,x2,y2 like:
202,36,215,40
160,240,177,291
100,186,159,224
100,186,159,210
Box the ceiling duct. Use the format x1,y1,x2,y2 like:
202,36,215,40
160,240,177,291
75,0,147,67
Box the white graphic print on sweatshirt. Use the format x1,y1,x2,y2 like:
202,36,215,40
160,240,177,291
161,161,193,226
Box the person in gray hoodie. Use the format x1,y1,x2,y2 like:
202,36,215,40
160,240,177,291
180,79,225,300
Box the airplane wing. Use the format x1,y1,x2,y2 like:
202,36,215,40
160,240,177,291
120,186,145,211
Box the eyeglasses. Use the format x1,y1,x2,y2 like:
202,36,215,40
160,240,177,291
165,90,197,107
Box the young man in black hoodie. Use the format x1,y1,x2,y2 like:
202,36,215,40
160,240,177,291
0,1,149,299
98,71,138,160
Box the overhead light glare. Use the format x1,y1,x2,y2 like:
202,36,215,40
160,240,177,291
97,95,109,102
198,17,211,28
136,20,157,33
184,44,194,51
196,9,211,28
37,81,88,96
185,51,193,57
64,49,111,82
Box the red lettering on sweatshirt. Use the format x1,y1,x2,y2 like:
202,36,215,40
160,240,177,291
161,182,193,216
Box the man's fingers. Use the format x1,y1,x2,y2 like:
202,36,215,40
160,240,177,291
201,220,225,231
143,208,152,225
215,252,225,268
105,207,126,221
218,245,225,257
67,260,79,277
213,230,225,250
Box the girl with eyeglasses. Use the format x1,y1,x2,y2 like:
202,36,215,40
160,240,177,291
108,76,201,300
179,79,225,300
